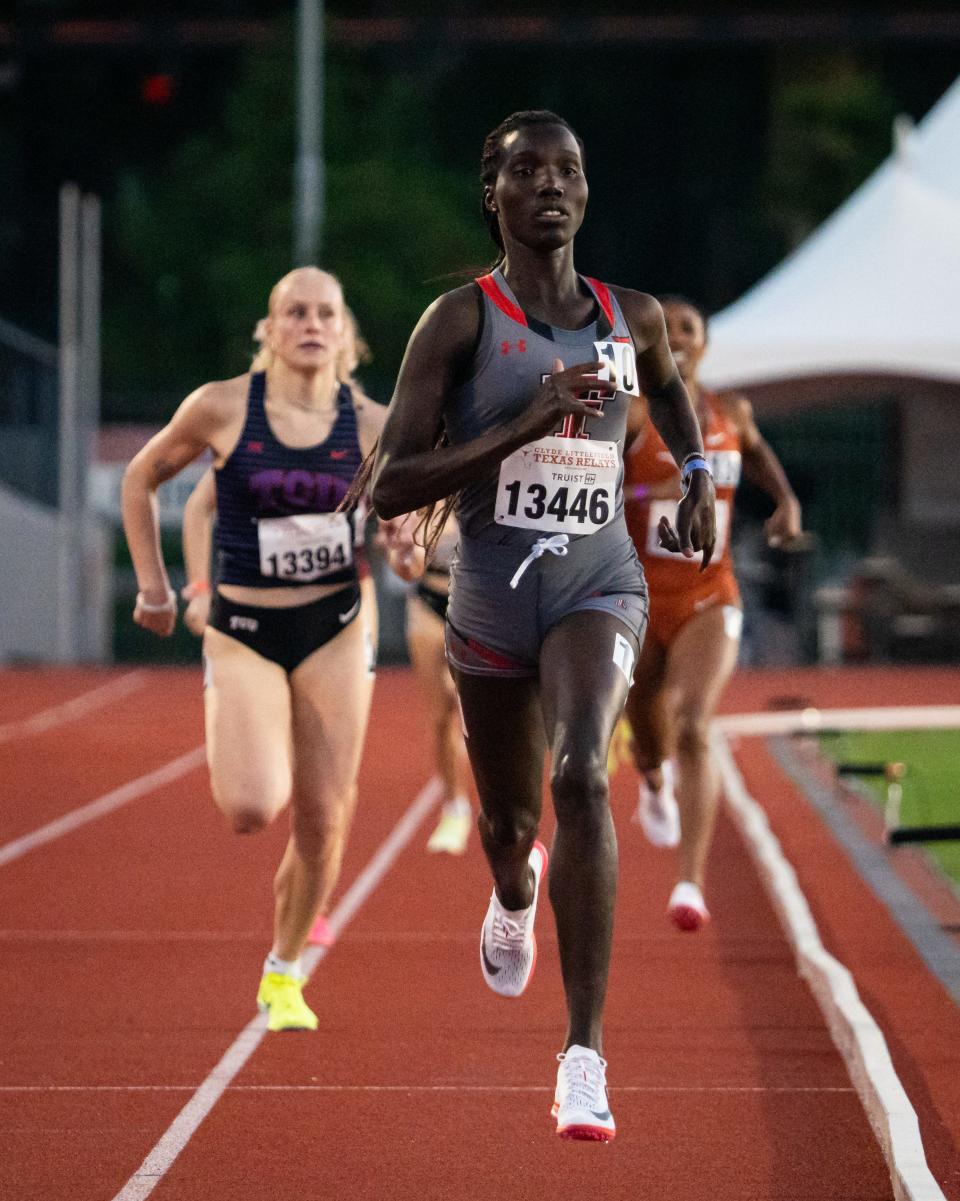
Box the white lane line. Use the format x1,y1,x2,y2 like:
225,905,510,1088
111,775,443,1201
0,672,148,745
0,1084,855,1094
715,704,960,738
712,730,947,1201
0,747,206,868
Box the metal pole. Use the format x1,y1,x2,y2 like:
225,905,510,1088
80,193,101,459
57,182,82,662
294,0,324,265
79,193,102,661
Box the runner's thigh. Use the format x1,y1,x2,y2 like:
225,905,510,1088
290,615,374,802
407,598,456,717
451,670,545,821
202,626,293,818
540,611,639,752
663,605,740,722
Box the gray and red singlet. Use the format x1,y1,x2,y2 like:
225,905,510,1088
444,269,648,676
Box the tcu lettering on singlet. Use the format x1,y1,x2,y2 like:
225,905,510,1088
248,468,350,513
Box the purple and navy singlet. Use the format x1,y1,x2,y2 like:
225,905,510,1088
214,371,363,589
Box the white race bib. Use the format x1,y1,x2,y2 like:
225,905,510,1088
593,339,640,396
495,436,619,535
257,513,353,581
645,498,730,563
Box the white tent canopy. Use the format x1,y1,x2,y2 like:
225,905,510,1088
700,76,960,390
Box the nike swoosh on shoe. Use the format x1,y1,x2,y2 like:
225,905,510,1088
480,941,502,976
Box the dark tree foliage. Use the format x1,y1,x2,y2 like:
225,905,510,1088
103,23,489,416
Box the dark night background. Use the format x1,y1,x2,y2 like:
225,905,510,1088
2,2,959,414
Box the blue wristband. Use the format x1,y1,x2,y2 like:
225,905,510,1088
680,455,710,483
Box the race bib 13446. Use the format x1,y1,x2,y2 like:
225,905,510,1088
495,437,619,535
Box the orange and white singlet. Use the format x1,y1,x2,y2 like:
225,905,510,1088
624,390,742,647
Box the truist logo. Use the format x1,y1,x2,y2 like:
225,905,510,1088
248,469,349,513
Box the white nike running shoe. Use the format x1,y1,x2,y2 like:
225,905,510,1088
553,1045,616,1142
668,880,711,932
633,760,680,848
479,840,548,997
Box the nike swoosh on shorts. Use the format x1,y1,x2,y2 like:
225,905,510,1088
338,599,361,624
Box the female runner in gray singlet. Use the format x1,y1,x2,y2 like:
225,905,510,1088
369,110,716,1141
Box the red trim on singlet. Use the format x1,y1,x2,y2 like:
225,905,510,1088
475,274,528,327
584,277,615,329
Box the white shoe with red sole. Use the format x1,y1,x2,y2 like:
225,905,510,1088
553,1045,616,1142
668,881,710,933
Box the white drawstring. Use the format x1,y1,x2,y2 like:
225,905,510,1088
509,534,570,590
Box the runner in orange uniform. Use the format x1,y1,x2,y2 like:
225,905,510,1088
623,296,802,931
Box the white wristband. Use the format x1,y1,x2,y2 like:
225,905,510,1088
137,589,176,614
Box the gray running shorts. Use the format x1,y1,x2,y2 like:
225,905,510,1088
446,519,648,678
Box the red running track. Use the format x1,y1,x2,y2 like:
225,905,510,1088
0,664,957,1200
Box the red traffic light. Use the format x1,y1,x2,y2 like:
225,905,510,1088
141,73,175,106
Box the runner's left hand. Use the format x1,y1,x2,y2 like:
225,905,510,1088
657,471,717,571
765,497,802,549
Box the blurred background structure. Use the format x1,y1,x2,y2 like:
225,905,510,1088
2,1,959,666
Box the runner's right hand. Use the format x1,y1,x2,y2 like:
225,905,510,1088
522,358,613,438
133,587,177,637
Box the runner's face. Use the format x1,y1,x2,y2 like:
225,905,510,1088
267,273,345,373
662,302,706,383
489,125,587,252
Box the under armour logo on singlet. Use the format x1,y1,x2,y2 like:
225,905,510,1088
500,340,527,355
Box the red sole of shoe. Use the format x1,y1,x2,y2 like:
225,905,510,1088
557,1125,615,1143
670,904,709,933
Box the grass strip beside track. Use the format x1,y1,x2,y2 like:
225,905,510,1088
818,729,960,885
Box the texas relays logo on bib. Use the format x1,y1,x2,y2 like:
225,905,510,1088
496,437,619,534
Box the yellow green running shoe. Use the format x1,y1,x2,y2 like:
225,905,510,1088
256,972,318,1032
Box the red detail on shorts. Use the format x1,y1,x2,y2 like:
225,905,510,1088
246,441,264,453
466,636,526,671
584,277,615,329
330,449,348,459
476,274,528,327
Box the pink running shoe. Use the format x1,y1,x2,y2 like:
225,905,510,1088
668,881,710,933
307,915,336,947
